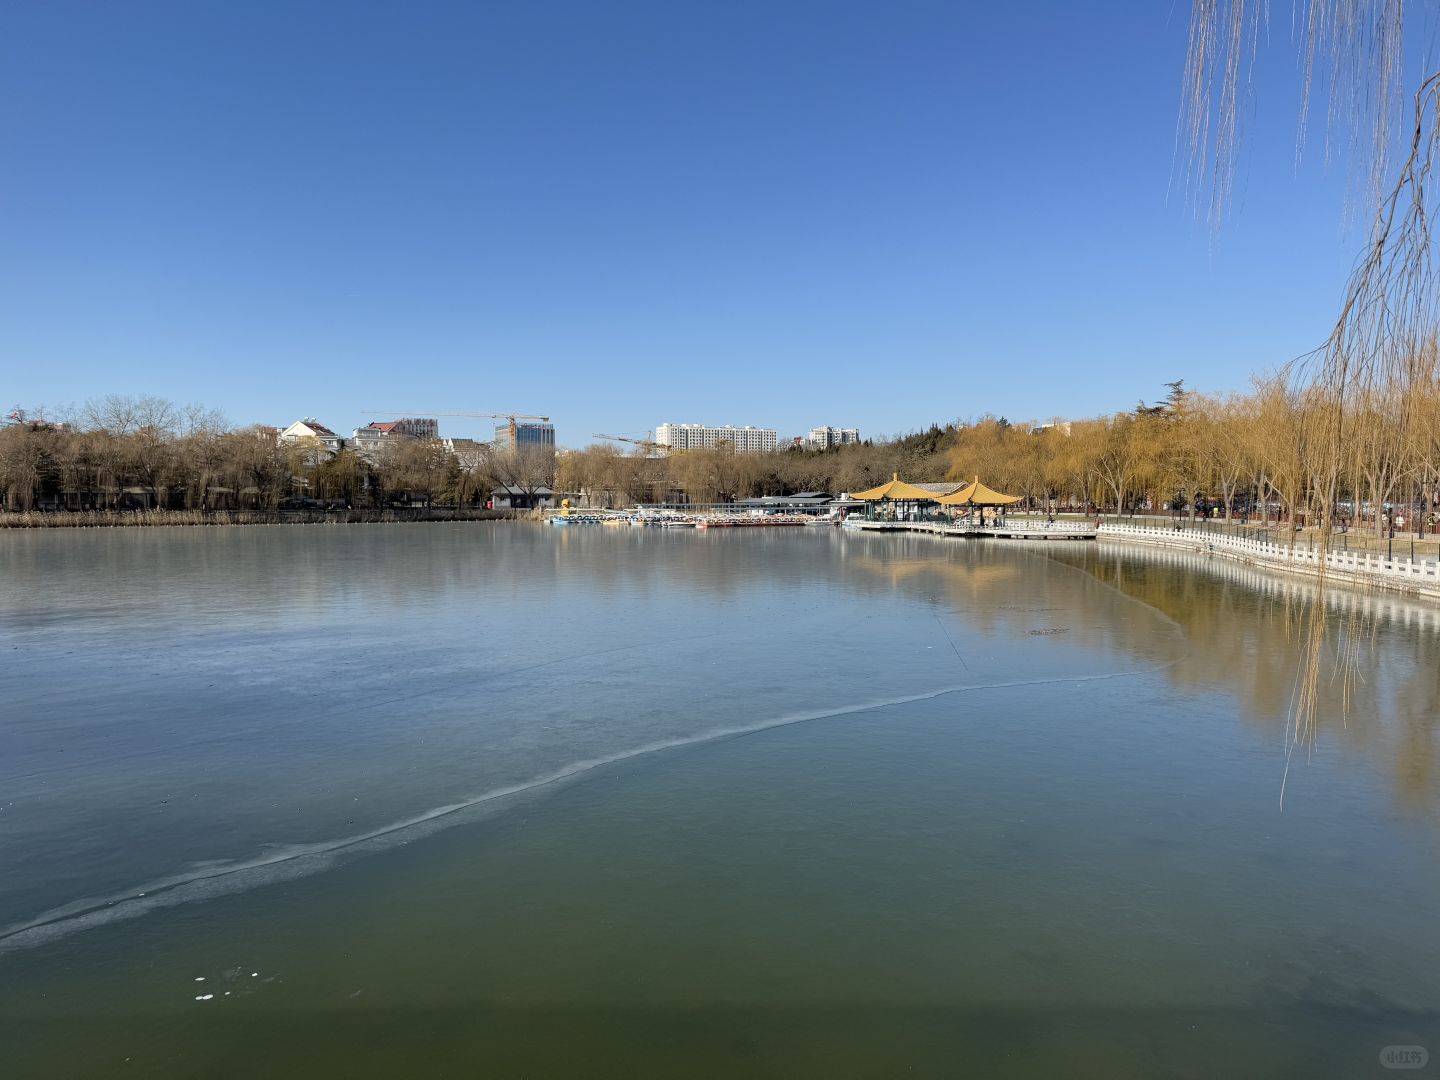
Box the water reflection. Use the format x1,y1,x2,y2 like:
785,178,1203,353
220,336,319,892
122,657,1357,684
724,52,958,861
827,529,1438,816
1,524,1435,955
835,532,1185,667
3,525,1438,1079
0,525,1176,948
1050,542,1440,816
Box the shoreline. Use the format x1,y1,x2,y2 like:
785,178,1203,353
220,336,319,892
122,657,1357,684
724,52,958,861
7,508,1438,603
0,508,516,529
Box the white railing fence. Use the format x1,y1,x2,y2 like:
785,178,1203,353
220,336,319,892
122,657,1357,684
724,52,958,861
1098,522,1440,592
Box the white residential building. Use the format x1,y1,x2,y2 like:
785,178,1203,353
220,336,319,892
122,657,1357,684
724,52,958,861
351,421,402,462
350,417,443,462
278,419,343,454
655,423,778,453
804,426,861,450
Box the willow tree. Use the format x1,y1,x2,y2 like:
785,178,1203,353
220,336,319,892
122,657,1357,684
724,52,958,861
1194,393,1254,522
1184,1,1440,759
0,424,50,510
945,417,1023,494
1092,413,1149,518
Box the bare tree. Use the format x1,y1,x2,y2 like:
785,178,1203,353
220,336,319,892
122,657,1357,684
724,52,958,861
0,426,47,509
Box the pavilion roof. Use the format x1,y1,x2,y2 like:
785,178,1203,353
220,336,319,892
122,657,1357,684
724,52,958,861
849,474,958,501
935,478,1022,506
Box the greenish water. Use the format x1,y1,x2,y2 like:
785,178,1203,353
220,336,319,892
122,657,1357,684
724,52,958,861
1,524,1436,1077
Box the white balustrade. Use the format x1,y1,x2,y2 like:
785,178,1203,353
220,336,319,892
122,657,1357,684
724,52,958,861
1097,522,1440,595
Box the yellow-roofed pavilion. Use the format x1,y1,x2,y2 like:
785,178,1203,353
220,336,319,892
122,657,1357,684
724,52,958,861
935,478,1022,507
850,474,957,502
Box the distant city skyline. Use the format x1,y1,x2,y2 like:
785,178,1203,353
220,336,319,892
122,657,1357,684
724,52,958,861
2,3,1372,444
254,412,870,452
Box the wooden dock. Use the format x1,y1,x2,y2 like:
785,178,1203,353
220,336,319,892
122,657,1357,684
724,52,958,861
844,519,1097,541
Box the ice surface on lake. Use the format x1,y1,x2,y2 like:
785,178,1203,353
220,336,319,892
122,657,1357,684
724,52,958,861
0,525,1230,950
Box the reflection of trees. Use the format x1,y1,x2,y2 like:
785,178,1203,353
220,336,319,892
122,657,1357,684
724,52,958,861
837,535,1185,660
1390,629,1440,813
5,525,1434,813
822,530,1440,818
1050,544,1440,815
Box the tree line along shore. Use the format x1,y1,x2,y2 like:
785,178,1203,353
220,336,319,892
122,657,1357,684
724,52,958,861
2,378,1438,537
564,378,1440,540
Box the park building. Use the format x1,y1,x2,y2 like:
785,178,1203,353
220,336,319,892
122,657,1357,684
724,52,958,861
804,426,861,450
655,423,778,453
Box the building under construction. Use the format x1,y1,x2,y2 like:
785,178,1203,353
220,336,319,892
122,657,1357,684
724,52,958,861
493,420,555,450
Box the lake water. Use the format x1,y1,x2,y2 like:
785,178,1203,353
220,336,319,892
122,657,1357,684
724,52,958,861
1,523,1436,1077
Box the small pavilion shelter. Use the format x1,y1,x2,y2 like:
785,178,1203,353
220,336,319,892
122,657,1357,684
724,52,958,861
850,474,963,522
936,478,1023,525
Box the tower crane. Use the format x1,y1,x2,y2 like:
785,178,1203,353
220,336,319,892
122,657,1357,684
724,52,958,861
592,433,671,455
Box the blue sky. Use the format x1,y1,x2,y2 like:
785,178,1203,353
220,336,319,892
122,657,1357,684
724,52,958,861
0,0,1383,445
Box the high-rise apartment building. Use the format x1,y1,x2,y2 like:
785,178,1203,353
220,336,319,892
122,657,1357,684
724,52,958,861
655,423,778,453
804,426,861,450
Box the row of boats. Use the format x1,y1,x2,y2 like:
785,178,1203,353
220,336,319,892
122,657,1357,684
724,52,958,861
549,511,828,528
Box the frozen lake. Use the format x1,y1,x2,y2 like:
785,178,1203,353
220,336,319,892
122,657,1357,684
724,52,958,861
1,523,1436,1077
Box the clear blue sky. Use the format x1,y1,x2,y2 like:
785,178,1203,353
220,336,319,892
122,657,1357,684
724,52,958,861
0,0,1375,445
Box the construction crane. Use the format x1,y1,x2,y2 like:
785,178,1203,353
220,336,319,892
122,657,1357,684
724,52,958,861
360,410,550,444
592,433,671,455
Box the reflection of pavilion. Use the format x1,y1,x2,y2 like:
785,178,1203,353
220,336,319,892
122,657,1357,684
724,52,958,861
845,545,1023,594
846,474,1093,540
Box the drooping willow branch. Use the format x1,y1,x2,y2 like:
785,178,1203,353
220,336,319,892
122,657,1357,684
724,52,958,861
1183,2,1438,780
1181,1,1405,228
1282,71,1440,768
